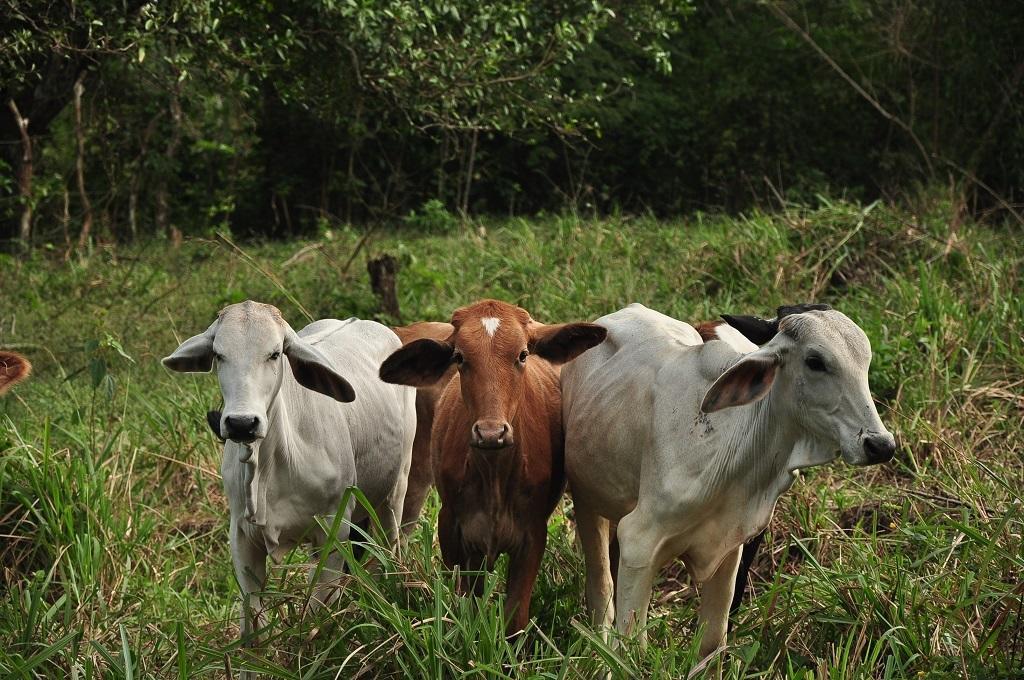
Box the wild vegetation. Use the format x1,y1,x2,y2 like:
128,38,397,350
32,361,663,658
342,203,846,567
1,198,1021,678
2,0,1023,676
3,1,1023,243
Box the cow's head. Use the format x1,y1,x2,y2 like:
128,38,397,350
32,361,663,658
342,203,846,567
163,301,354,443
0,351,31,396
701,308,896,466
380,299,606,450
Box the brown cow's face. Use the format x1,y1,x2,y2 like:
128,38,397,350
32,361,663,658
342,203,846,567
449,301,533,449
379,299,607,451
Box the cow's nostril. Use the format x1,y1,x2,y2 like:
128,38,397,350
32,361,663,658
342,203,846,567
225,414,259,437
863,434,896,463
471,419,513,449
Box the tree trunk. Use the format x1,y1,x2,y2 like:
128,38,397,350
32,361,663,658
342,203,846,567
7,99,33,247
74,76,93,250
367,254,401,321
156,85,183,245
460,128,479,218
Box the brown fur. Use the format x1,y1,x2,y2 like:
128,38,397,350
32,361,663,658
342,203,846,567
391,321,456,534
384,300,605,634
0,351,31,396
694,319,725,342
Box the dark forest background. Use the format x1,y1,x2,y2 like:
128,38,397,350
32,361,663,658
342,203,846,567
3,0,1023,247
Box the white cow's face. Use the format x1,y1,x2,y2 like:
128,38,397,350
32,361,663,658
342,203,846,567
209,305,289,442
163,301,355,444
777,312,895,465
702,310,896,466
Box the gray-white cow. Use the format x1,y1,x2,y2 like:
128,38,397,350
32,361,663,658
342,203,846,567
562,303,895,660
163,301,416,645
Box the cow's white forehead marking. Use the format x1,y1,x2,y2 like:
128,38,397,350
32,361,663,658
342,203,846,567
481,317,501,337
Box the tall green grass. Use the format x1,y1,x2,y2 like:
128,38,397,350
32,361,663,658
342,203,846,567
1,198,1021,678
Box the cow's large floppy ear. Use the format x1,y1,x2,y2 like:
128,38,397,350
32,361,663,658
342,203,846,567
380,338,455,387
721,315,777,346
529,322,607,365
701,350,780,413
163,321,218,373
283,328,356,402
0,351,31,395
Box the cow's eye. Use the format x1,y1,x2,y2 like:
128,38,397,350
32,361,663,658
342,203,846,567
805,355,827,372
518,350,529,364
269,350,281,361
453,351,464,366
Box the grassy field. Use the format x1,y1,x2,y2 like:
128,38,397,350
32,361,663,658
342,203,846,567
1,198,1022,679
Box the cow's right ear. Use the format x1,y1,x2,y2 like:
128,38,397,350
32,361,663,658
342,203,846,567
701,350,780,413
379,339,455,387
162,321,217,373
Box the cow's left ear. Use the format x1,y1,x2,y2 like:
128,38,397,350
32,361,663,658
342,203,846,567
163,320,218,373
529,322,607,365
701,350,780,413
283,329,356,402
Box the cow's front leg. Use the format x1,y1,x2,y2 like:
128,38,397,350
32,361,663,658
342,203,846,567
505,521,547,635
614,508,664,647
437,504,480,595
230,519,268,644
697,545,742,658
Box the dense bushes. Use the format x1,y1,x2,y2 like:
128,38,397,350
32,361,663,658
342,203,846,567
2,1,1022,244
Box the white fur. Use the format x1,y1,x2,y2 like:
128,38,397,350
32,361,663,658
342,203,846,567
481,317,501,337
561,303,893,658
164,302,416,652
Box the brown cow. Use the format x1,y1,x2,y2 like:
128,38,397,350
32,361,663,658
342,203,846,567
380,299,606,633
391,321,456,535
0,351,31,396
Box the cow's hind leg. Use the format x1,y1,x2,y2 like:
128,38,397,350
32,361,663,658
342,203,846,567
729,530,764,624
574,497,615,632
309,505,354,607
380,471,408,550
401,400,435,537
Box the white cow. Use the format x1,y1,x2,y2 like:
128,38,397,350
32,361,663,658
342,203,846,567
163,301,416,645
562,303,895,659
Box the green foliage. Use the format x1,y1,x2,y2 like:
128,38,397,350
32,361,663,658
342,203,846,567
402,199,460,233
1,200,1022,676
5,1,1023,241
